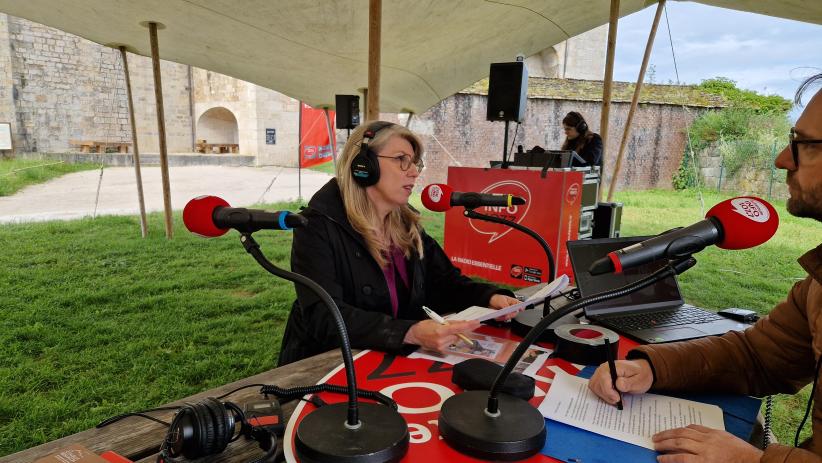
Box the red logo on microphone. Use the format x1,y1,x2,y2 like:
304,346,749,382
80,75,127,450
468,180,531,243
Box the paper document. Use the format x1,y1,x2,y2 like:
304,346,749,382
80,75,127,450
446,274,570,323
539,371,725,450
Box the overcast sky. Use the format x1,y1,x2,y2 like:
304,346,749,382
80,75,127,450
613,1,822,108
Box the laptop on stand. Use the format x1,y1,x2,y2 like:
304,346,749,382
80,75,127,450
567,236,749,344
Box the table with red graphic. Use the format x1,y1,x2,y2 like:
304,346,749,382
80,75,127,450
3,324,638,463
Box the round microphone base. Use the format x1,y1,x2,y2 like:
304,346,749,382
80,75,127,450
438,390,546,461
512,309,557,342
295,402,409,463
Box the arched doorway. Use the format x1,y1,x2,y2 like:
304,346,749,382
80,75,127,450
196,107,239,153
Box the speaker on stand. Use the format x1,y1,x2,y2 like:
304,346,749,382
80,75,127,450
486,61,528,166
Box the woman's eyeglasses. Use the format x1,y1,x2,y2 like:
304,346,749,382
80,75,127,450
790,127,822,167
376,154,424,172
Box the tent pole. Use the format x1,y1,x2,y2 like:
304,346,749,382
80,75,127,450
323,107,336,169
367,0,381,122
405,112,414,128
119,46,148,238
598,0,620,201
607,0,665,202
148,22,173,239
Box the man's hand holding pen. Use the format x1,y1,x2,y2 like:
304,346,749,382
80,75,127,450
588,358,655,406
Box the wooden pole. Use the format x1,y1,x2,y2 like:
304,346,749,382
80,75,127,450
607,0,665,202
599,0,620,201
366,0,382,122
322,107,336,168
148,22,173,239
119,46,148,238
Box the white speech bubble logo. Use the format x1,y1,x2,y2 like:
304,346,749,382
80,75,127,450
427,185,443,203
468,180,531,243
730,198,770,223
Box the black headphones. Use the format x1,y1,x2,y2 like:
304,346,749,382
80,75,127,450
569,111,588,134
156,398,276,463
350,121,396,187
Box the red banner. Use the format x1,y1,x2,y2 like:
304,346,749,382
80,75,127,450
299,103,335,168
443,167,582,287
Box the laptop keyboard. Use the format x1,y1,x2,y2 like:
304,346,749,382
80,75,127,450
598,306,724,331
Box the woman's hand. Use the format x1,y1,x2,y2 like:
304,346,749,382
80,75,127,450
588,359,654,405
653,424,763,462
403,319,481,352
489,294,522,321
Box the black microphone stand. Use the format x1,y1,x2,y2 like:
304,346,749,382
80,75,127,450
438,257,697,461
239,233,408,463
462,207,562,340
463,208,555,282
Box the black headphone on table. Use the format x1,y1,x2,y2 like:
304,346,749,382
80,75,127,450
568,111,588,134
156,398,276,463
350,121,396,187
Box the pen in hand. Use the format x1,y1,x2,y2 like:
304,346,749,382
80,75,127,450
604,338,624,410
421,306,479,349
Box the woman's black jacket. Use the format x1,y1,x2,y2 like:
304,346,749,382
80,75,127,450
278,179,511,366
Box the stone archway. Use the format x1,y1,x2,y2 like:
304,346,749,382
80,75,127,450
196,106,239,153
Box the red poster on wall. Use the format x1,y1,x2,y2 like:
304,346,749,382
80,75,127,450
299,103,336,168
443,167,582,287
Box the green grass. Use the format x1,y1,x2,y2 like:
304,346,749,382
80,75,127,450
0,159,99,196
306,160,336,175
1,189,820,455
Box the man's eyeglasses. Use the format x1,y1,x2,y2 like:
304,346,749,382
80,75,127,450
790,127,822,166
376,154,424,172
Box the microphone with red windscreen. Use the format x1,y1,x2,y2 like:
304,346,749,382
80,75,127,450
183,195,307,237
421,183,525,211
589,196,778,275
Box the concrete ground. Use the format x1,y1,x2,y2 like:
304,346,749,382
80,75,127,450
0,165,332,224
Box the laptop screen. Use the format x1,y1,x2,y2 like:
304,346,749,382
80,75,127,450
567,237,684,317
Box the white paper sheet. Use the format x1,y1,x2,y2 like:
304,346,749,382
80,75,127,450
539,371,725,450
446,274,570,323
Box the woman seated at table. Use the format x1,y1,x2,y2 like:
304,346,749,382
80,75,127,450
278,121,520,366
561,111,603,169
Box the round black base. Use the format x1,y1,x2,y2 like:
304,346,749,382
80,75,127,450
512,309,556,342
295,402,409,463
438,391,546,461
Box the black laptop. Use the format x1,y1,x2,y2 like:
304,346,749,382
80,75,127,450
567,236,749,344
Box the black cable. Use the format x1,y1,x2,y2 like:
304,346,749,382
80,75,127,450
794,354,822,447
259,383,397,410
764,395,773,448
97,406,180,428
216,384,267,400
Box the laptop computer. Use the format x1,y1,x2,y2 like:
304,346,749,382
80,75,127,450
567,236,750,344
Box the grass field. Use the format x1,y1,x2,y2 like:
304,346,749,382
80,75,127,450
0,188,820,456
0,159,99,196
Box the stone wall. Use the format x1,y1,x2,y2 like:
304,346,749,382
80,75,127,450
411,93,702,191
696,145,788,199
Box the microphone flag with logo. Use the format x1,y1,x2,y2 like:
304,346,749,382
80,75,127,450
589,196,778,275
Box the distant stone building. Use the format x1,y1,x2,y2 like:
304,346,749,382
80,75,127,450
0,14,608,168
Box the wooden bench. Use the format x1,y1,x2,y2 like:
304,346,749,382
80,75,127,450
195,142,239,154
70,140,131,154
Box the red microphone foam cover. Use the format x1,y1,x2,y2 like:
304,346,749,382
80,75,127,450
421,184,453,212
706,196,778,250
183,195,231,237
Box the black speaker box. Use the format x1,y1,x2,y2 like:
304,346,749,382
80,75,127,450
335,94,360,129
592,202,624,239
486,62,528,122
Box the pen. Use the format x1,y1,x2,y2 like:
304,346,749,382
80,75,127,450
604,338,623,410
421,305,477,348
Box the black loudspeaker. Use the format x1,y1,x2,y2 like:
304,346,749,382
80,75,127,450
486,62,528,122
592,202,624,239
335,94,360,129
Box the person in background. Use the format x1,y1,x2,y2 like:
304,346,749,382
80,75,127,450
278,121,520,366
588,73,822,463
561,111,603,169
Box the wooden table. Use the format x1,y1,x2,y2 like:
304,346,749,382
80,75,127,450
195,143,239,154
0,350,344,463
69,140,131,154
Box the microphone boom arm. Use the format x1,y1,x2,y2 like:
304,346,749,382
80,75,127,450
238,233,361,427
464,208,556,283
486,256,697,413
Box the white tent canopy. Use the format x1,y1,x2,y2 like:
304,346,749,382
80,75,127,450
0,0,819,114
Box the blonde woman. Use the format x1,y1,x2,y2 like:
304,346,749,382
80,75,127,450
279,121,519,365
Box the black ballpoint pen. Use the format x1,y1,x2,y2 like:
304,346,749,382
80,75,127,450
604,338,624,410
